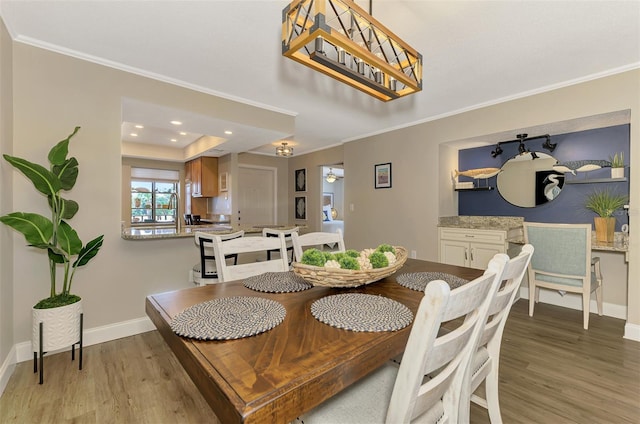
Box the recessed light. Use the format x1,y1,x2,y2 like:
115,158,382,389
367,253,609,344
135,124,144,129
224,130,233,135
179,132,187,136
170,139,178,143
130,133,138,137
170,120,182,126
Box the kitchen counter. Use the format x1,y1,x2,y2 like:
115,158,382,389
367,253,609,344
438,215,524,231
121,224,301,240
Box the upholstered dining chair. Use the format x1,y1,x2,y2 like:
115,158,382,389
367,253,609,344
291,229,346,262
524,222,602,329
295,254,509,424
192,231,244,285
212,234,289,283
263,227,299,266
459,244,534,423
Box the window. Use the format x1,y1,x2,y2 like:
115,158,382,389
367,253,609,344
130,168,179,225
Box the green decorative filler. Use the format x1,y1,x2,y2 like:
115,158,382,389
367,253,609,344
300,244,399,271
0,127,104,309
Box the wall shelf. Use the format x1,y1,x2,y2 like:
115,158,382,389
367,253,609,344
454,187,494,191
564,177,627,185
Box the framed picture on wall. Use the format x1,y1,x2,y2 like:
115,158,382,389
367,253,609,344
219,172,229,192
374,162,392,189
295,196,307,220
295,168,307,192
323,192,334,208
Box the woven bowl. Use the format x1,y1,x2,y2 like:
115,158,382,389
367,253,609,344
292,246,408,288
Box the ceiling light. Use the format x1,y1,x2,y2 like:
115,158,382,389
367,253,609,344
134,124,144,129
224,130,233,135
276,142,293,157
170,120,182,126
325,168,337,183
170,139,177,143
542,136,557,152
130,133,138,137
490,144,503,158
179,131,187,136
282,0,422,102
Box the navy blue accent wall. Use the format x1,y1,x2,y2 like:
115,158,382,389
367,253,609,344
458,125,630,230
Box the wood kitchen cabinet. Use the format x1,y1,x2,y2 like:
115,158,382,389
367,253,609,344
438,227,509,270
186,157,218,197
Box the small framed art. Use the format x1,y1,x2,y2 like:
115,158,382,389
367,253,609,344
374,162,392,189
295,168,306,192
219,172,229,192
295,196,307,220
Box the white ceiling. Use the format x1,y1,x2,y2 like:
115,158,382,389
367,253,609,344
2,1,639,158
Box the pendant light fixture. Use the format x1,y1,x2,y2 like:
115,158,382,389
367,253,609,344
282,0,422,102
276,142,293,157
325,168,337,183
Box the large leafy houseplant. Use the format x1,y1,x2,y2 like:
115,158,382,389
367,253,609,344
584,188,628,243
0,127,104,308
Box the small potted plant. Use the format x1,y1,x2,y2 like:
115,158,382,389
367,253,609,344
584,188,628,243
610,152,625,179
0,127,104,368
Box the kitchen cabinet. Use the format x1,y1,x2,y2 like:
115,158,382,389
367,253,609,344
438,227,509,270
187,157,218,197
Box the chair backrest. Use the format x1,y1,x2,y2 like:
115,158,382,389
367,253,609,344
263,227,299,265
524,222,591,279
291,229,346,262
212,234,289,282
385,254,508,423
195,231,244,279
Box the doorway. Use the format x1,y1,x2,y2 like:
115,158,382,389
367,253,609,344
321,165,344,235
238,165,277,226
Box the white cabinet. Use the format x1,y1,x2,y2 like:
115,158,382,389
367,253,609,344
438,227,509,270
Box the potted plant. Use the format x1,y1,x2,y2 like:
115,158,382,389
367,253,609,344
584,188,628,243
0,127,104,362
610,152,625,179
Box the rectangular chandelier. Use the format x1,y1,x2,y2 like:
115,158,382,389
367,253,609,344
282,0,422,102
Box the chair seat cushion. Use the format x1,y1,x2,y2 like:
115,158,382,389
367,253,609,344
192,262,218,277
297,363,445,423
534,271,599,289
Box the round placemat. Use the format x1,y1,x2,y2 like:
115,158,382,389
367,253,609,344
170,296,286,340
310,293,413,332
396,272,469,292
244,271,313,293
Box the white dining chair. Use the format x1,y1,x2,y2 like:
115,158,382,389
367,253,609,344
459,244,534,423
524,222,602,329
212,234,289,282
263,226,299,266
291,229,346,262
295,254,508,424
192,231,244,285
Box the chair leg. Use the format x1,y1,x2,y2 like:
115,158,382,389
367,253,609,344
528,283,535,317
596,279,603,316
582,292,590,330
485,362,503,424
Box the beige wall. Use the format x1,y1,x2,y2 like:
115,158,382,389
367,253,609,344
0,17,14,366
7,42,295,347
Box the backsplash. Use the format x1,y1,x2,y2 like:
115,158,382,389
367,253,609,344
457,125,630,230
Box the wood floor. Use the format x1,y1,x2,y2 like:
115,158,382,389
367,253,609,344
1,300,638,423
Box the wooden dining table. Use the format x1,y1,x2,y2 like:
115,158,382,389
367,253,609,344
146,258,483,424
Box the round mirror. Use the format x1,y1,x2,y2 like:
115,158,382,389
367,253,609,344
496,152,564,208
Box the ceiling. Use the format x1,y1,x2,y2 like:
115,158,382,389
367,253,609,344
2,1,639,159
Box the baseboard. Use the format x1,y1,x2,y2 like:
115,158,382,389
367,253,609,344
624,323,640,342
0,345,17,396
518,287,627,320
14,316,155,364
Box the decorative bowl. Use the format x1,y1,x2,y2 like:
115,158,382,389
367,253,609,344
292,246,408,288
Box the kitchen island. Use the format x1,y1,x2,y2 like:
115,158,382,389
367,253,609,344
121,224,302,241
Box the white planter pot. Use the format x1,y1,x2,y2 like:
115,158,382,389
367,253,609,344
611,167,625,179
32,300,83,352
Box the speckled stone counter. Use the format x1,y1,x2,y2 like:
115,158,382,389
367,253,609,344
122,224,301,241
438,215,524,231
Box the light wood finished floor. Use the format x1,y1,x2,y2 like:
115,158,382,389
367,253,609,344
1,300,638,423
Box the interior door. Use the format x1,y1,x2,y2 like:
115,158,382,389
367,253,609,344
238,166,276,226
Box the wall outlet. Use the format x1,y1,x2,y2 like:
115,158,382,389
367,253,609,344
410,250,417,259
349,203,355,212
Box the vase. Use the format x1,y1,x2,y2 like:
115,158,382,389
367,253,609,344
611,167,624,179
32,300,83,353
593,217,615,243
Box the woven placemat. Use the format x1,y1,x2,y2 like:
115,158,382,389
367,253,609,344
244,271,313,293
396,272,469,292
170,296,286,340
310,293,413,332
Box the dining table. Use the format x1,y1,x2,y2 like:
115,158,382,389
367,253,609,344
145,258,483,424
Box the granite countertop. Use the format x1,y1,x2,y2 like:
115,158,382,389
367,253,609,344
438,216,524,231
121,224,301,240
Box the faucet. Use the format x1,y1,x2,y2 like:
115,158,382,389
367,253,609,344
169,192,181,233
